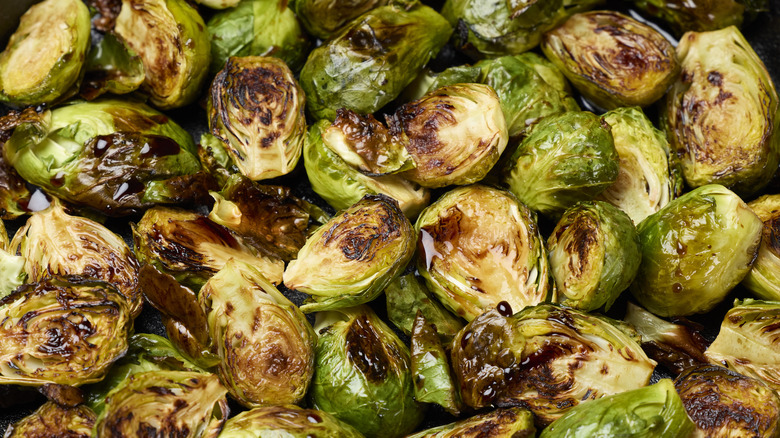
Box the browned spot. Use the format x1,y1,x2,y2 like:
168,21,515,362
345,315,397,382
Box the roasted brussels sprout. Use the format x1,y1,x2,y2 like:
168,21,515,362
220,405,364,437
199,260,316,407
675,365,780,437
630,185,762,317
663,26,780,196
80,33,144,101
411,312,462,415
743,194,780,300
292,0,412,39
93,370,229,438
133,206,284,289
300,4,451,120
3,401,96,438
628,0,769,35
115,0,211,109
0,0,90,107
10,202,143,316
207,0,310,74
208,56,306,181
2,99,214,216
310,305,424,437
596,107,681,224
408,407,535,438
0,277,130,386
304,120,430,219
416,185,551,321
387,83,508,188
547,201,641,312
541,11,679,110
284,194,415,312
502,111,618,218
451,305,656,425
541,379,694,437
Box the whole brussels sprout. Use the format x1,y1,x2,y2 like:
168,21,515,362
80,33,145,101
451,305,656,425
627,0,769,35
541,379,694,437
415,185,552,321
219,406,364,437
597,107,681,224
4,402,96,438
411,312,462,415
300,4,451,120
547,201,641,312
742,194,780,300
407,407,535,438
293,0,414,39
207,56,306,181
115,0,211,109
0,0,90,107
630,185,762,317
310,306,424,437
662,26,780,196
284,194,415,313
675,365,780,437
502,110,618,218
207,0,310,74
0,277,130,386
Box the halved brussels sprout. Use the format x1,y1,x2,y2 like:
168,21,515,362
300,4,451,120
207,0,310,74
133,206,284,290
208,56,306,181
675,365,780,437
304,120,430,219
115,0,211,109
10,202,143,316
292,0,413,39
2,99,213,216
3,401,95,438
502,111,618,218
541,379,694,437
93,370,229,438
662,26,780,196
597,107,681,225
416,185,551,321
0,0,90,107
411,312,462,415
547,201,641,312
310,306,424,437
630,185,762,317
80,33,144,101
220,405,364,437
743,194,780,301
0,277,130,386
451,305,656,425
628,0,769,35
284,194,415,313
388,83,508,188
408,407,535,438
199,260,316,407
541,11,679,110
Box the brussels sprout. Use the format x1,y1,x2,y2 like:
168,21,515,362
80,33,145,101
743,194,780,300
541,379,694,437
675,365,780,437
284,194,415,313
220,405,364,437
207,0,310,74
93,370,229,438
10,202,143,316
502,111,618,218
387,83,508,188
3,401,96,438
0,0,90,107
310,306,424,437
2,99,214,216
293,0,413,39
416,185,551,321
133,206,284,290
411,312,462,415
705,299,780,391
541,11,679,110
628,0,769,35
408,407,536,438
199,260,316,407
300,4,451,120
596,107,681,225
0,277,130,386
451,305,656,425
547,201,641,312
662,26,780,196
630,185,762,317
207,56,306,181
304,120,430,219
115,0,211,109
